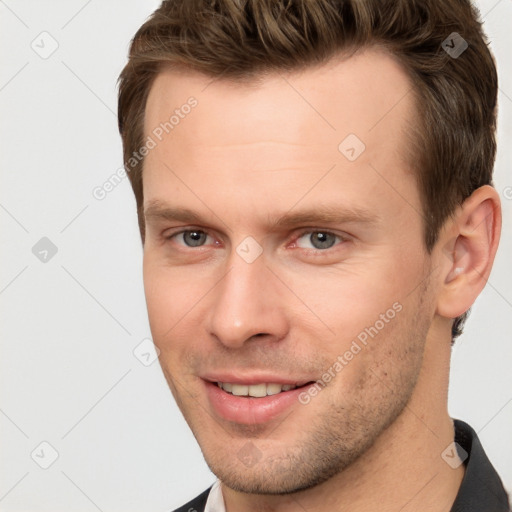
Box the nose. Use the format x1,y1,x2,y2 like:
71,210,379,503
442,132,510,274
206,255,289,349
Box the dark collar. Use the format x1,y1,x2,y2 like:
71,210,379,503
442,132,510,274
450,419,510,511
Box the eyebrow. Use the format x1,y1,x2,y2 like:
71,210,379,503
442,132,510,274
268,205,380,230
144,201,207,224
143,200,380,230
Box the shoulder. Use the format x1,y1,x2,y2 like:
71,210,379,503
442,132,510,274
171,487,212,512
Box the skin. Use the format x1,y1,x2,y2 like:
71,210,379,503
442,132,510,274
141,48,501,511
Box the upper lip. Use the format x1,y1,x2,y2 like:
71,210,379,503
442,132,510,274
202,373,315,387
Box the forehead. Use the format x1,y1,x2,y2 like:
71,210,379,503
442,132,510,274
142,48,419,229
144,47,416,151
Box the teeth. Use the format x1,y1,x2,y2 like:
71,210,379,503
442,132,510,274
231,384,249,396
266,383,283,396
248,383,267,397
218,382,299,397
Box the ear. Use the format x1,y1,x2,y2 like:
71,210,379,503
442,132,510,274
436,185,502,319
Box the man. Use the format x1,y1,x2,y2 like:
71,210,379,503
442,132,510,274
117,0,510,510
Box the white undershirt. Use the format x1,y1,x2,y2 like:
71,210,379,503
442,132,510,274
204,479,226,512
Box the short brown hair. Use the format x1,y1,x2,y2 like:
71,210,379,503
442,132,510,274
117,0,498,342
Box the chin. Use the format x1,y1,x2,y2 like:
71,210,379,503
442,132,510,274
200,439,358,496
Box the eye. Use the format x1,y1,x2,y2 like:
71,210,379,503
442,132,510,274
170,230,212,247
295,231,342,250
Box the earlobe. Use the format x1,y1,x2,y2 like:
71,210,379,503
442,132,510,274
436,185,501,319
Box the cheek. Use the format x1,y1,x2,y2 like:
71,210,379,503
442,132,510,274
276,254,425,386
280,263,407,340
143,261,201,343
142,258,226,376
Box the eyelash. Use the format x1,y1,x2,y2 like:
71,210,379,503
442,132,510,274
164,228,348,252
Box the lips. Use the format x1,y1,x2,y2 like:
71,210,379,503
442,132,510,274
203,377,316,424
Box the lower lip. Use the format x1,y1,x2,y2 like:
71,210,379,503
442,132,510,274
204,380,311,424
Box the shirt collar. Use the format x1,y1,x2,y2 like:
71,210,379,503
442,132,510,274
204,479,225,512
449,419,510,511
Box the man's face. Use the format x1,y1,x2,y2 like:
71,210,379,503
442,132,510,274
142,49,439,493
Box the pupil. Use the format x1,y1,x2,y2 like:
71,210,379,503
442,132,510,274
311,232,335,249
184,231,206,247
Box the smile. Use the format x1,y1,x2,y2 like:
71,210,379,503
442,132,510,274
216,381,306,397
204,380,316,424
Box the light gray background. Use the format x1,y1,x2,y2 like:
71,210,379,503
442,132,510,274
1,1,511,510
